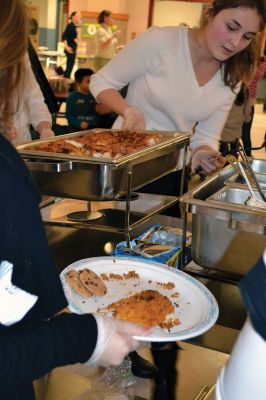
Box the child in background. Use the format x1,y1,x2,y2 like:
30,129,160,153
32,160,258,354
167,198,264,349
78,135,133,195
66,68,115,131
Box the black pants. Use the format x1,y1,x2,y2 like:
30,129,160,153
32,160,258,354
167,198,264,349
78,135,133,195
64,52,76,79
242,106,254,157
138,169,188,218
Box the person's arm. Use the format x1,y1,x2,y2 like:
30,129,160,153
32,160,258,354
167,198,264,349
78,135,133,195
25,55,53,138
239,250,266,341
62,24,74,53
0,313,97,392
90,27,163,114
91,28,163,130
97,28,119,49
190,90,236,174
63,39,74,54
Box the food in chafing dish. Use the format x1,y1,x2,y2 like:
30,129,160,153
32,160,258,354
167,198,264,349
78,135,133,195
66,268,107,297
99,289,180,329
27,130,163,158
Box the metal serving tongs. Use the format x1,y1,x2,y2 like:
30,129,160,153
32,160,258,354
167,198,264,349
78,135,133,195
237,140,266,203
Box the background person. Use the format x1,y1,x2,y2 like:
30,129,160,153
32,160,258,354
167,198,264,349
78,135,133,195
8,52,54,146
0,2,146,400
90,0,266,398
66,68,115,131
62,11,80,78
94,10,121,72
241,54,266,155
219,83,251,157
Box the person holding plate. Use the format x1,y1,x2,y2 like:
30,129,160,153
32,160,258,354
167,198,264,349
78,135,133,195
0,2,147,400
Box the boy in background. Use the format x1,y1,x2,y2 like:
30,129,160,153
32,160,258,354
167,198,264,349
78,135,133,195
66,68,115,131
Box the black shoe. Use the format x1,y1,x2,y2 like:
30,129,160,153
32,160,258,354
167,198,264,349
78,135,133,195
152,343,179,400
129,351,157,379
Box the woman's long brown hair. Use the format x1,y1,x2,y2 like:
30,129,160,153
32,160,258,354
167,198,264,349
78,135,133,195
0,0,29,138
203,0,266,90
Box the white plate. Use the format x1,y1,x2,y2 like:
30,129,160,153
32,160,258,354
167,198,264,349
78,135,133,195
60,256,219,342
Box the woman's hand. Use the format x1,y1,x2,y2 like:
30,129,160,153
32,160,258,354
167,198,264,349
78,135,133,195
80,121,89,130
88,315,148,368
122,106,146,131
40,128,54,139
66,45,73,54
191,147,226,175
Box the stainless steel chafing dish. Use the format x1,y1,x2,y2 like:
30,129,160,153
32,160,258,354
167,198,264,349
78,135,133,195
225,172,266,189
179,163,266,276
225,159,266,189
17,129,190,201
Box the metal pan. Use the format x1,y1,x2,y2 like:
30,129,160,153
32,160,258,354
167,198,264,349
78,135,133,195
17,129,190,201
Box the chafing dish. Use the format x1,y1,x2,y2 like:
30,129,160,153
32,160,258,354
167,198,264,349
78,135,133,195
248,159,266,174
17,129,190,201
207,186,266,210
226,172,266,189
179,163,266,275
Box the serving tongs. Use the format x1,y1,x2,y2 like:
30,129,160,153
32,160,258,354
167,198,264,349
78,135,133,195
237,141,266,203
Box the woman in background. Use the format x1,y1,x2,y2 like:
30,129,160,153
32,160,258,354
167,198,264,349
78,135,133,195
62,11,80,78
94,10,121,72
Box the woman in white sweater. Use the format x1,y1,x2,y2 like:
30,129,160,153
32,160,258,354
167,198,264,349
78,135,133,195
90,1,266,399
90,0,264,175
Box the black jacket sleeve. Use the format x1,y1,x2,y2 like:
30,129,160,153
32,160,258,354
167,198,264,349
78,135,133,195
239,254,266,341
0,313,97,393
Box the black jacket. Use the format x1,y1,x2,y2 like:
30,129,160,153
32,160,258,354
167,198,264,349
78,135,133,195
62,22,78,53
0,135,97,399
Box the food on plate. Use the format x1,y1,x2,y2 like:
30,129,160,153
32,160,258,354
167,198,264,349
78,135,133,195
65,270,92,298
79,268,107,296
156,281,175,290
101,270,140,281
25,130,163,159
99,289,180,329
66,268,107,297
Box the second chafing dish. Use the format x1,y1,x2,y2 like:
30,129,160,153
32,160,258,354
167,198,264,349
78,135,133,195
17,129,190,201
179,163,266,275
225,158,266,189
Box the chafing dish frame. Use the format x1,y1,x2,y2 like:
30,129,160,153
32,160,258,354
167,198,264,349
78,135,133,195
18,129,190,248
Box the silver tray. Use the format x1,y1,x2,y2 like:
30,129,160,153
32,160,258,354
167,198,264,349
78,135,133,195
179,164,266,274
225,172,266,189
17,129,190,201
206,186,266,211
248,159,266,174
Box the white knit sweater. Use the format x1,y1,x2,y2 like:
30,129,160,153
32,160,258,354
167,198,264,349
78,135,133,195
90,26,237,152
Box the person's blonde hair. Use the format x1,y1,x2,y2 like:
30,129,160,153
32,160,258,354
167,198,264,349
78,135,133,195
0,0,29,138
201,0,266,90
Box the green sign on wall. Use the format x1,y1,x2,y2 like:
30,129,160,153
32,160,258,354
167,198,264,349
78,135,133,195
82,23,118,38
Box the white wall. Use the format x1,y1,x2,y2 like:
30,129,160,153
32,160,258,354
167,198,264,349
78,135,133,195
153,0,203,28
125,0,150,41
69,0,127,14
25,0,50,28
